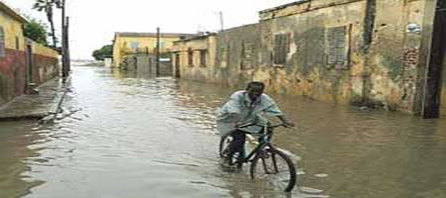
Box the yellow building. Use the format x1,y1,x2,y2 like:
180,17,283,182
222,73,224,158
0,1,59,105
112,32,195,67
170,33,217,79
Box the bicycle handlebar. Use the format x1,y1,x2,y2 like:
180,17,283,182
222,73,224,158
235,122,285,129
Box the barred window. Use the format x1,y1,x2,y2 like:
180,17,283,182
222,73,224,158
273,33,290,65
326,26,349,69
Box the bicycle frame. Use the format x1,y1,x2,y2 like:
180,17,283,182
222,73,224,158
235,123,283,164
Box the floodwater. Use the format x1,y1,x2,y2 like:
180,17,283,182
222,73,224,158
1,66,446,198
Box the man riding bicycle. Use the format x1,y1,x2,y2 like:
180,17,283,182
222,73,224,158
216,81,295,166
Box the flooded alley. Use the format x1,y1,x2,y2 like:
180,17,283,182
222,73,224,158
1,66,446,198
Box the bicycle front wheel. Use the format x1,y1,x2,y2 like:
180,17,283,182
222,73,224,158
250,146,296,192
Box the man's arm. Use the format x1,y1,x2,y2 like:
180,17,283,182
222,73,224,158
277,115,295,128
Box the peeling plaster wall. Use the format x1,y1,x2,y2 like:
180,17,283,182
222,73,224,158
215,24,261,86
363,0,424,112
0,49,26,105
178,0,428,113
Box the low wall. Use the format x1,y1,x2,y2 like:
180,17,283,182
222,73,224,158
0,41,59,106
0,49,27,105
123,55,172,77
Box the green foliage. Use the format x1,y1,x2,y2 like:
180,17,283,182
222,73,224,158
24,19,48,45
32,0,60,47
92,45,113,61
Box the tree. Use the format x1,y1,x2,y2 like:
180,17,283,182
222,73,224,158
24,18,48,45
92,45,113,61
32,0,59,47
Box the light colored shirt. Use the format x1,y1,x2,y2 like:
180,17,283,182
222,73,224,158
216,90,283,136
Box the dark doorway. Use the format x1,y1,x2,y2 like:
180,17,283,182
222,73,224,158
422,0,446,118
175,53,180,78
25,42,33,85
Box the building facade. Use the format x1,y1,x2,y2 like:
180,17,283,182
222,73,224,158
173,0,446,118
0,2,59,106
112,32,195,68
170,33,217,79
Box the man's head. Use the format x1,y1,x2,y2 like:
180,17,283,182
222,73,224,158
246,81,265,101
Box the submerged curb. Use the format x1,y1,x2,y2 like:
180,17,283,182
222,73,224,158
0,77,70,122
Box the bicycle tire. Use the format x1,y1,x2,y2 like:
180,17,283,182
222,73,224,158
250,146,296,192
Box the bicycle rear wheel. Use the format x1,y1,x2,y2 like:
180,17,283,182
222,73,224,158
250,146,296,192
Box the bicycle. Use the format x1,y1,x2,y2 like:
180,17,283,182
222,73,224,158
219,122,297,192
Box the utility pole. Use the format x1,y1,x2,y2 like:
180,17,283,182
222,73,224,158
60,0,68,79
219,11,224,32
156,27,160,76
59,0,70,81
65,17,71,75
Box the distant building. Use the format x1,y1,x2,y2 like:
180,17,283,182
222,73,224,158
170,33,217,79
112,32,196,68
0,1,59,106
104,58,113,67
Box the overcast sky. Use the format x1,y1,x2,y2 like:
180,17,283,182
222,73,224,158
4,0,296,60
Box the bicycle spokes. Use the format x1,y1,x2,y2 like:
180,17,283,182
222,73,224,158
250,148,297,192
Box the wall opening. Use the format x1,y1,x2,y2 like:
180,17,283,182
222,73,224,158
422,0,446,118
175,53,180,78
273,33,290,65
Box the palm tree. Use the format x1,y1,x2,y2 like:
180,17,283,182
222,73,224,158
33,0,59,47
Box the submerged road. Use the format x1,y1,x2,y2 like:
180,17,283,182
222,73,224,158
1,66,446,198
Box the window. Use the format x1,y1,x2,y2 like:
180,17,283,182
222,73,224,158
187,48,193,66
273,33,290,65
200,50,207,67
15,36,20,50
0,27,5,57
326,26,349,69
130,42,139,49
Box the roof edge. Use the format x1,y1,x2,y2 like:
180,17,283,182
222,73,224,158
0,1,28,23
259,0,310,14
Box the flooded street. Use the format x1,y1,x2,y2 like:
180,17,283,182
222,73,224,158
1,66,446,198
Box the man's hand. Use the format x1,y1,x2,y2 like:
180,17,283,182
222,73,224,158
282,121,295,128
277,115,295,128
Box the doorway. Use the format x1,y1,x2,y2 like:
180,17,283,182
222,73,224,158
25,42,33,85
175,53,180,78
422,0,446,118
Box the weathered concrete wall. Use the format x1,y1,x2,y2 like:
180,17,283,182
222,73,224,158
213,1,368,105
32,41,59,84
362,0,424,112
214,24,262,86
172,0,430,114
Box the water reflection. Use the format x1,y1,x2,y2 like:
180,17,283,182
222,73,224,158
0,66,445,198
0,121,45,198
